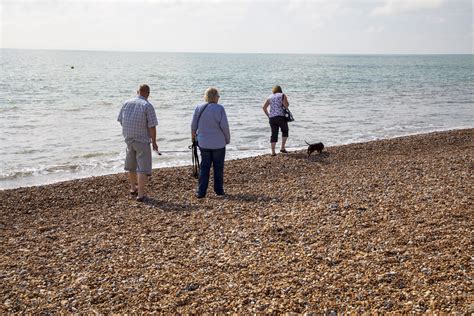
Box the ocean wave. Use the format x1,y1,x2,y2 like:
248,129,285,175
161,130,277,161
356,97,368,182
64,108,83,112
7,124,39,129
0,164,81,180
160,135,188,143
44,164,82,173
73,151,119,159
0,105,20,113
100,101,115,106
0,155,124,181
0,170,36,180
14,149,42,155
447,100,473,104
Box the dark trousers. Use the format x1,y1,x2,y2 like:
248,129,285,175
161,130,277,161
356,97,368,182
269,116,289,142
198,147,226,196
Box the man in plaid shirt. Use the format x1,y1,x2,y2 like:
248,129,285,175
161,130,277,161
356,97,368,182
118,84,158,202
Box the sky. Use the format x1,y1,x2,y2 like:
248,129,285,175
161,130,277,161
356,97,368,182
1,0,473,54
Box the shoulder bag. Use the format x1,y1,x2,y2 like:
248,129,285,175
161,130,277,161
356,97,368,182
281,94,294,122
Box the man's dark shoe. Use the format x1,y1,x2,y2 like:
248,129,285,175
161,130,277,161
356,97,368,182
136,196,146,202
195,193,205,199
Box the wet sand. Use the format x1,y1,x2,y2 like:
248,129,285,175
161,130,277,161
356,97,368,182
1,129,472,313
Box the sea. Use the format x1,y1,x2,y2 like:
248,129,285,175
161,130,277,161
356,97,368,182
1,49,473,189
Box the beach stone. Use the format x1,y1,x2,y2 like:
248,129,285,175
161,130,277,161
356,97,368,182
384,300,394,310
0,129,472,313
183,283,199,292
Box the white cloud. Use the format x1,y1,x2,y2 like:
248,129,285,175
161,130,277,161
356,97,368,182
371,0,444,16
1,0,471,53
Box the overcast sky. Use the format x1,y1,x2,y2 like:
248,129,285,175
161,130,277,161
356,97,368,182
1,0,472,54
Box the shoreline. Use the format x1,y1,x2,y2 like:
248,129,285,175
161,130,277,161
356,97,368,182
1,128,472,312
1,127,472,191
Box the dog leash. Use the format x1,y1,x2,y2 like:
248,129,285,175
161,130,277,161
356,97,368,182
189,142,199,178
189,103,210,179
158,146,308,154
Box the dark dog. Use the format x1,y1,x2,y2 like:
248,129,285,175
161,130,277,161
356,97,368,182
305,141,324,156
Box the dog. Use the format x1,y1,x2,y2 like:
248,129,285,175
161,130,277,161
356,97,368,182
305,141,324,156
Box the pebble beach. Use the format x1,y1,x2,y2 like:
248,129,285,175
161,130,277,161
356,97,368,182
1,129,472,313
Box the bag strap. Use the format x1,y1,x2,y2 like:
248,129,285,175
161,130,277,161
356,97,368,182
189,103,210,179
281,94,286,109
196,103,210,128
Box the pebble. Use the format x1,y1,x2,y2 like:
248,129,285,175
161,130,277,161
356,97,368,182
0,129,472,313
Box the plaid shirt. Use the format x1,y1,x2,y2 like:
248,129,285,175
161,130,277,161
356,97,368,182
118,96,158,144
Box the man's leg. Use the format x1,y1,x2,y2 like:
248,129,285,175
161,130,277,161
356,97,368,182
128,172,137,193
135,141,152,200
125,142,138,194
137,173,148,198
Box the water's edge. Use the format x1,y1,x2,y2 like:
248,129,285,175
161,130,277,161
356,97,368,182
2,127,470,191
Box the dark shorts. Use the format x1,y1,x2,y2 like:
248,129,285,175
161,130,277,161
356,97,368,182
269,116,289,143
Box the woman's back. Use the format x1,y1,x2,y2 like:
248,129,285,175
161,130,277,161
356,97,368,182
268,93,285,118
192,103,230,149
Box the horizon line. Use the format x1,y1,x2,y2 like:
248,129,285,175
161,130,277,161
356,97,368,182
1,47,473,56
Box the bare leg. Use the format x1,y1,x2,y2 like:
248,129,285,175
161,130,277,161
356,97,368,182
128,172,137,192
271,142,276,155
137,173,148,198
281,137,288,151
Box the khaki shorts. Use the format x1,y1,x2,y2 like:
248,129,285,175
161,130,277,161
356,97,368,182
124,141,152,175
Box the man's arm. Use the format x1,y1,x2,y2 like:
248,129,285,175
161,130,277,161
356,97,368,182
117,106,123,125
149,126,158,151
145,104,158,151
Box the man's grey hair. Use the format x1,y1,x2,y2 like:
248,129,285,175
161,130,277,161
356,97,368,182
204,87,220,103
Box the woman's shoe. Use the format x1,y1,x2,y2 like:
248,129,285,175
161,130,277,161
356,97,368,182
195,193,205,199
280,149,288,153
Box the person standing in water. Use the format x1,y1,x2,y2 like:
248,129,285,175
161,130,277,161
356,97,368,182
262,85,290,156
